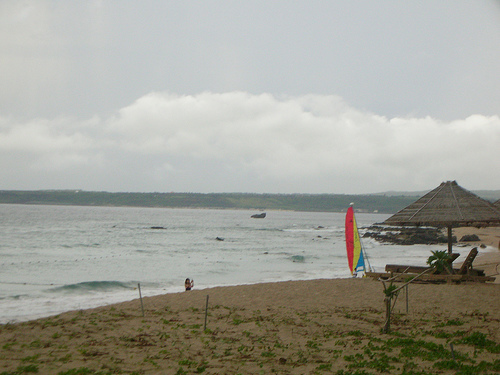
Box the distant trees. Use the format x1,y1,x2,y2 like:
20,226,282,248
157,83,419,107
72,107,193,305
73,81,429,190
0,190,419,214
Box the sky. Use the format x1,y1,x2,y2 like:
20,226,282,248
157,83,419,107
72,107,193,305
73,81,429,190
1,1,499,194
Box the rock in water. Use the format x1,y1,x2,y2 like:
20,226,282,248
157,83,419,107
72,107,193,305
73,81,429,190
460,234,480,242
251,213,266,219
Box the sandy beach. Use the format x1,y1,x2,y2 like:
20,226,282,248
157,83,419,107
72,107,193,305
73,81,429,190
1,228,499,374
453,226,500,284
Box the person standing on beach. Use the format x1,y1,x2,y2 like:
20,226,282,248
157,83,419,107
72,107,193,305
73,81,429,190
185,278,194,291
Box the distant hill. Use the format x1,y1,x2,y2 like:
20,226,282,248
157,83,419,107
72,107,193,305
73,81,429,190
372,190,426,197
1,189,498,214
375,189,500,202
468,190,500,201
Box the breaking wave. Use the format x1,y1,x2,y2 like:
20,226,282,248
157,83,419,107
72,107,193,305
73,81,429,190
48,281,137,294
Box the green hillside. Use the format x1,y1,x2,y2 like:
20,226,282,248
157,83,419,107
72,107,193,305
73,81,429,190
1,189,498,214
0,190,418,214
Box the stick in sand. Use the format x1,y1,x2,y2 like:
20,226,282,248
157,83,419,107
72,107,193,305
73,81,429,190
380,268,432,333
138,283,145,317
204,295,209,331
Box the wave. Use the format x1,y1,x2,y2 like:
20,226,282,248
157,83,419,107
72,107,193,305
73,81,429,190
283,227,341,233
253,227,284,232
61,243,101,248
0,294,25,301
290,255,306,263
135,249,158,254
48,281,137,294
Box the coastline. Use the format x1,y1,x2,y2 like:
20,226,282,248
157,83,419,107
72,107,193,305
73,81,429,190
1,226,499,373
1,277,499,374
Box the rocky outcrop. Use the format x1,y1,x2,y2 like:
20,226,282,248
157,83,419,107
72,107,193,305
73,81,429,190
363,226,451,245
459,234,481,242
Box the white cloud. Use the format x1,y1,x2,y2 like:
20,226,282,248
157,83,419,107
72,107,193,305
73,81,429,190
0,115,102,176
1,92,499,193
0,118,87,152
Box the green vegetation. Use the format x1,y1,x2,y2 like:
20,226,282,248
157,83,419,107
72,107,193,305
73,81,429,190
0,190,421,213
456,332,500,353
56,369,115,375
427,250,452,274
2,189,499,213
0,364,39,374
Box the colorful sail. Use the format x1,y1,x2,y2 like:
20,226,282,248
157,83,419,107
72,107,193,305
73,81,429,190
345,206,365,275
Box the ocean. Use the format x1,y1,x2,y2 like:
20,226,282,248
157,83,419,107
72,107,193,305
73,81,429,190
0,204,474,324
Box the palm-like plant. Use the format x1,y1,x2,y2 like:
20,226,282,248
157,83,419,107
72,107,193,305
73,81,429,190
427,250,452,274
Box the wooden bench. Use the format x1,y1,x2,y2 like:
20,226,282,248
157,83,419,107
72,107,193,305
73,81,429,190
373,247,489,283
366,271,495,284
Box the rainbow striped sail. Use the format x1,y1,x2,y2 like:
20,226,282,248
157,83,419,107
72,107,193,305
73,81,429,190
345,206,365,276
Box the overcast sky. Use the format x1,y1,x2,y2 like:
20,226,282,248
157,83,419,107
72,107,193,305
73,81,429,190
1,1,499,194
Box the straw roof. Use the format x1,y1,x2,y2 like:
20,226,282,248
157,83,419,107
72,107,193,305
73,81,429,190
384,181,500,227
494,199,500,209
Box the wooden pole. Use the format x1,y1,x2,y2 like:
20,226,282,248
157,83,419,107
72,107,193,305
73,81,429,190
447,225,453,254
405,284,409,314
383,296,391,333
138,283,144,317
379,268,432,334
204,295,209,331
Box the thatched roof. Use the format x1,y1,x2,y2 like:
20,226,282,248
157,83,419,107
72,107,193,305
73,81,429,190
384,181,500,227
494,199,500,209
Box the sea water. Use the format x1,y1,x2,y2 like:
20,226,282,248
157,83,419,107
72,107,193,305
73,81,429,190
0,204,474,324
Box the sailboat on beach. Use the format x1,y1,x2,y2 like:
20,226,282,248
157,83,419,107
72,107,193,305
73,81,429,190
345,204,372,277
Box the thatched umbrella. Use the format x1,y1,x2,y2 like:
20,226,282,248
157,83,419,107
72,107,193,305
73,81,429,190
384,181,500,254
494,199,500,209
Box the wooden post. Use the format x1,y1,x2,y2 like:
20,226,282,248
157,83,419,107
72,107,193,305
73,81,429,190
383,296,391,333
138,283,144,317
379,268,432,333
447,226,453,254
405,284,409,314
204,295,209,331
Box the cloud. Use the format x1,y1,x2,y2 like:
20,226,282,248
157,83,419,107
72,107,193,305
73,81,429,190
1,2,499,122
1,92,499,193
